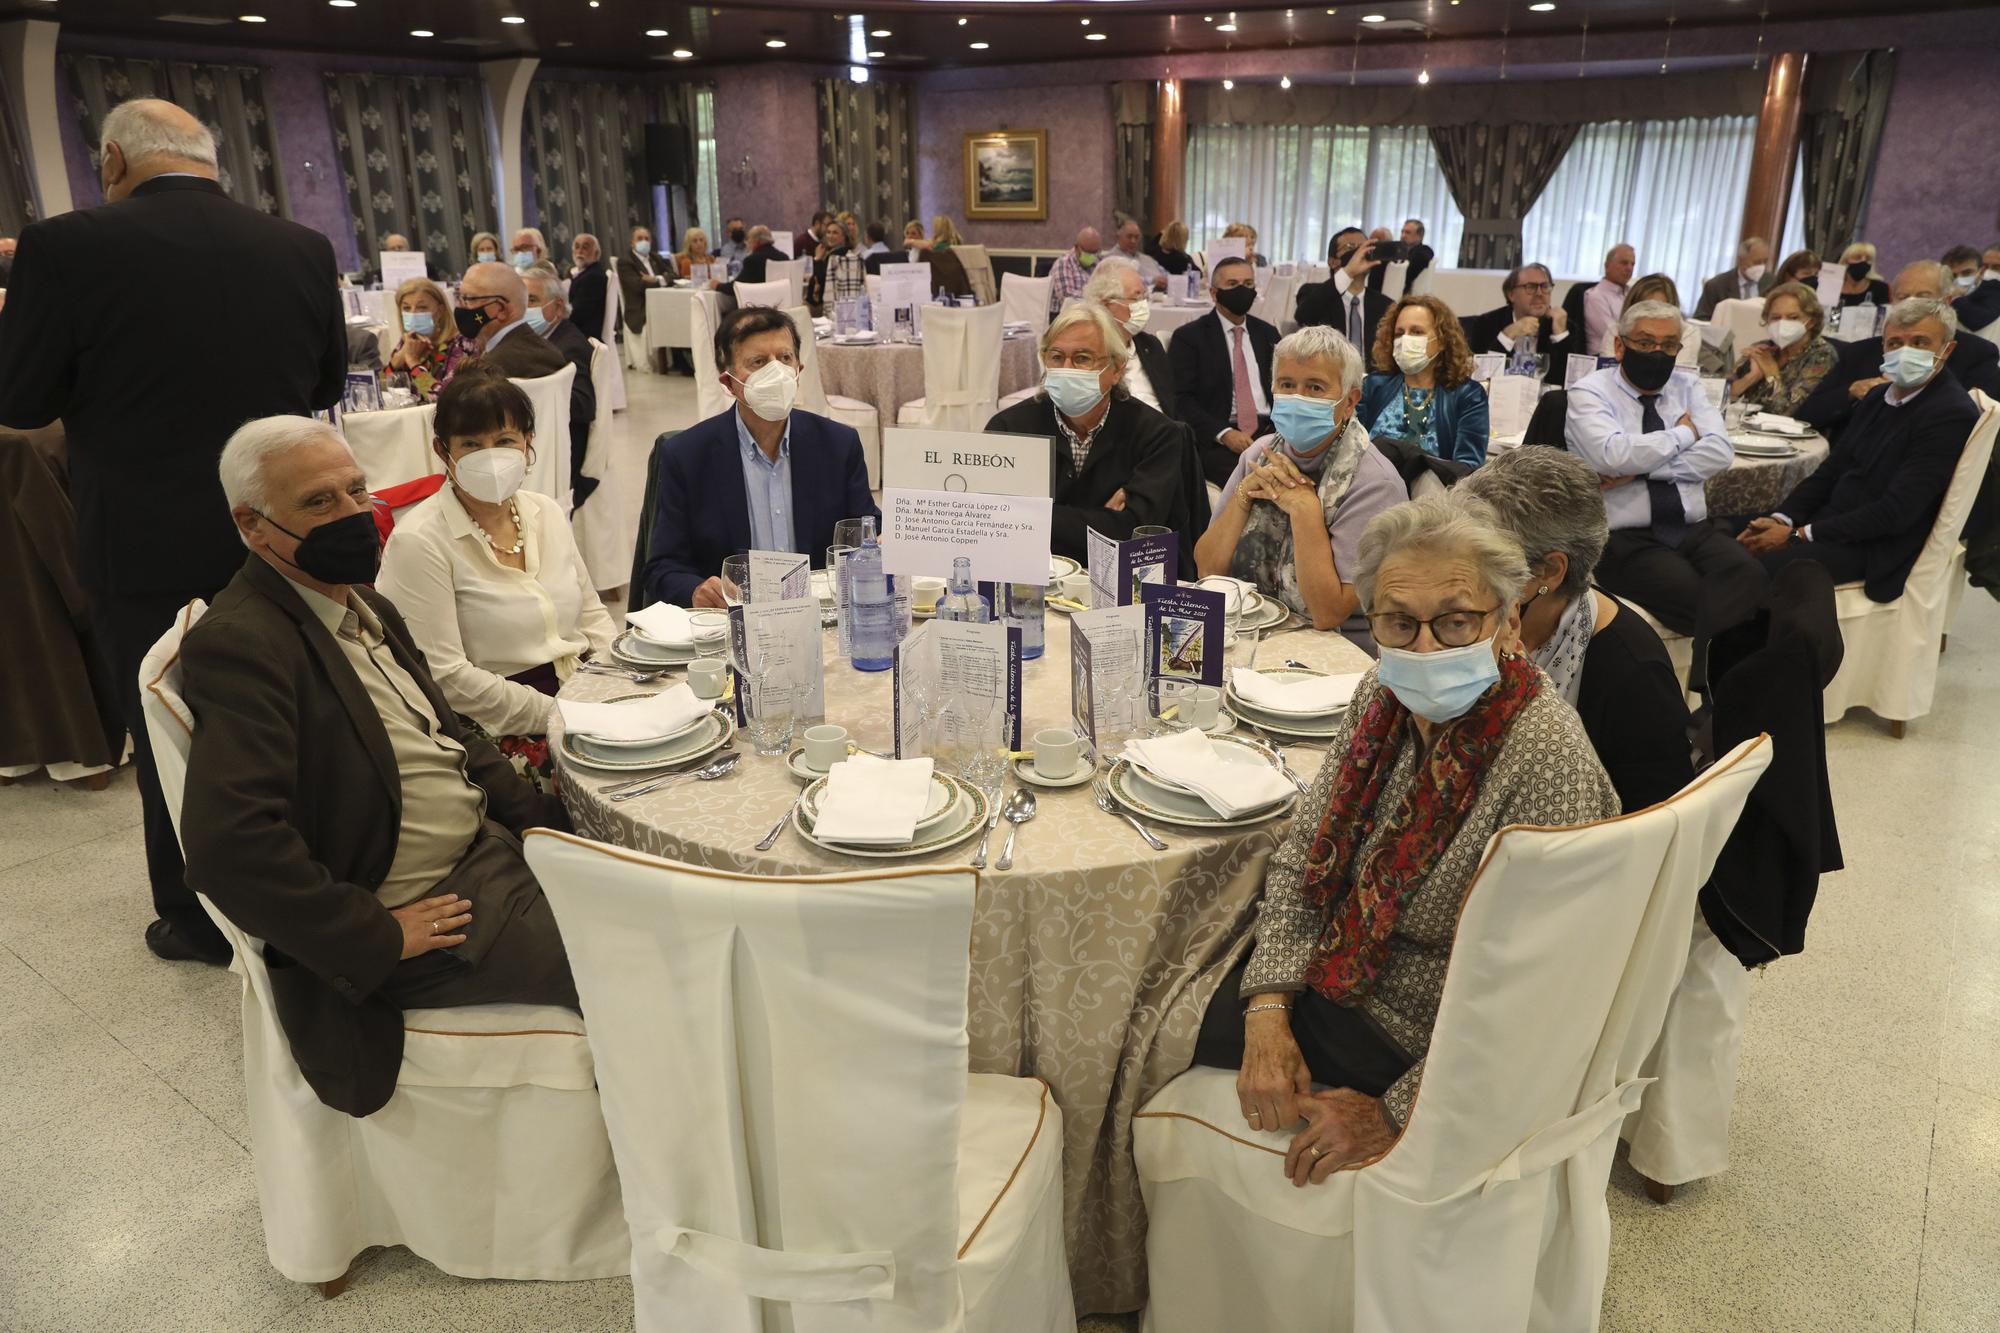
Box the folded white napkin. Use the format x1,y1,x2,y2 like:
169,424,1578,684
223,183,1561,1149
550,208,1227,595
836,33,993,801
813,755,937,845
1122,730,1294,818
558,683,711,743
1747,412,1806,434
1230,667,1364,714
626,601,693,644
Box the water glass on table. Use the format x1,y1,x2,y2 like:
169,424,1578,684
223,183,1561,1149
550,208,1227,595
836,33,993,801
746,682,797,757
1149,679,1194,735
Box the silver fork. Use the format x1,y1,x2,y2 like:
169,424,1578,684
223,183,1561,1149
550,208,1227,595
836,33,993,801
755,790,809,851
1093,778,1167,851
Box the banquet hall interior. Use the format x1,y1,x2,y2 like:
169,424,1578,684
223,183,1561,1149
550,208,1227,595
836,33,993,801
3,0,2000,1329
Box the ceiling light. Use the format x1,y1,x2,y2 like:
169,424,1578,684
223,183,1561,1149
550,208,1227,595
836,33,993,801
765,37,787,47
501,14,525,23
1418,68,1430,83
969,40,989,49
870,28,890,36
1528,1,1555,8
1217,22,1236,31
1085,31,1106,40
646,28,667,37
239,13,266,20
867,49,885,57
1281,75,1292,88
672,48,694,58
328,0,356,7
1203,14,1213,21
1080,17,1090,24
410,28,433,37
957,16,968,25
1362,13,1385,22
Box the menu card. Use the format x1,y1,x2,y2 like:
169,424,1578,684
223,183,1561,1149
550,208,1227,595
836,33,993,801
1814,262,1846,312
1565,353,1602,390
688,261,722,286
1487,374,1542,439
1472,351,1507,383
771,231,796,259
1206,236,1247,266
747,549,810,602
1069,604,1144,757
1141,583,1226,688
892,619,1023,757
1087,528,1177,608
728,596,826,725
379,250,428,291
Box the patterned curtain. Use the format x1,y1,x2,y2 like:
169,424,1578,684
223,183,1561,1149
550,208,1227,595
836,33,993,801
1799,50,1898,260
0,65,35,236
525,80,693,255
1428,123,1578,270
63,54,286,215
323,73,496,278
1112,82,1154,231
814,79,917,232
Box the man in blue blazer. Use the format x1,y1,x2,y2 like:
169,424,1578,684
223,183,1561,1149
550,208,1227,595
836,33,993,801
643,306,879,607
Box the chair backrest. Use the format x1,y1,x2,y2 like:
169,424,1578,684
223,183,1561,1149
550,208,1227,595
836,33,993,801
775,257,810,307
1904,387,2000,598
582,339,615,482
597,271,628,412
510,362,576,503
690,289,737,420
955,243,997,305
784,305,833,415
1000,273,1054,336
341,401,441,492
1710,297,1765,362
1522,387,1570,449
865,273,885,314
523,831,981,1332
913,303,1005,431
735,279,792,310
1249,271,1295,328
629,430,681,601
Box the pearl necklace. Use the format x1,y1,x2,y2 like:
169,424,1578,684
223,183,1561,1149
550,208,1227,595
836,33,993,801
478,499,526,556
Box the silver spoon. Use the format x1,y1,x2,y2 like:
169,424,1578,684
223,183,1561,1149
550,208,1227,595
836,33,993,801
1094,779,1167,851
1282,658,1315,671
607,751,741,801
995,789,1037,871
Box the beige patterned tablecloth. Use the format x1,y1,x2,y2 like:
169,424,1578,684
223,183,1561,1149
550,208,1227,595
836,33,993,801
1703,431,1831,518
815,334,1042,426
555,621,1371,1313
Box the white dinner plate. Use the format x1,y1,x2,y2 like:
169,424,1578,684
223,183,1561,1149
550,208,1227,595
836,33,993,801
1050,555,1081,581
1106,759,1295,829
1238,595,1290,632
611,631,703,666
1732,439,1798,458
803,773,956,835
630,609,730,651
1224,667,1354,720
1224,694,1348,740
562,708,734,772
566,701,714,751
793,773,990,857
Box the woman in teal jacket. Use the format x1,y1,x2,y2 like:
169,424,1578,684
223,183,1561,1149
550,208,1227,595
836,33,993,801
1355,293,1491,468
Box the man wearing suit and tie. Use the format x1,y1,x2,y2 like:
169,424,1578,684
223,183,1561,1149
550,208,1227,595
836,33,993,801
1293,227,1392,354
643,306,879,608
1694,236,1774,320
0,99,346,966
1459,263,1576,384
1172,256,1281,486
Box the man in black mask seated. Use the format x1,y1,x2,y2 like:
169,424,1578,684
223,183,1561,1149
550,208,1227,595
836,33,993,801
178,416,577,1117
1172,256,1281,485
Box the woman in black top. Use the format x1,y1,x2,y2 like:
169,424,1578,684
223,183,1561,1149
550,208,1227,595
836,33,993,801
1457,447,1694,810
1835,242,1892,310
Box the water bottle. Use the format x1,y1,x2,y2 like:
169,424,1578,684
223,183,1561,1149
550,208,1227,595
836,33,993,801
936,557,991,623
848,534,897,672
1002,582,1046,660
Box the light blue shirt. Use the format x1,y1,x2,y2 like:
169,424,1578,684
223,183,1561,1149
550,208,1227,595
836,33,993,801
735,407,797,553
1565,365,1733,529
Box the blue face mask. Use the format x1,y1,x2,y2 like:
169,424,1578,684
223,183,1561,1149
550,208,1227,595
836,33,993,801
1376,636,1502,723
1271,393,1340,455
1044,367,1107,418
523,305,550,335
511,249,535,270
401,310,434,337
1881,345,1937,388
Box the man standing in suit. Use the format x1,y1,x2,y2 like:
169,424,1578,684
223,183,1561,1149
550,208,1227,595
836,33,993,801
0,99,345,965
643,306,878,608
1459,263,1575,384
1694,237,1773,320
1172,256,1280,486
1740,299,1978,601
1294,228,1391,350
522,267,600,508
1796,261,2000,440
566,232,608,343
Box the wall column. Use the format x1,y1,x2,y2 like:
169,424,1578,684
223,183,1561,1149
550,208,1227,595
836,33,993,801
0,18,75,218
1742,52,1807,248
1149,77,1183,235
477,57,538,238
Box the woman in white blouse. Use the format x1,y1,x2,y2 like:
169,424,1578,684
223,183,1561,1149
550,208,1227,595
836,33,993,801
376,365,615,787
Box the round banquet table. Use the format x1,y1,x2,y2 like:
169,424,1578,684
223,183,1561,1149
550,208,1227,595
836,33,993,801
644,285,696,357
553,618,1373,1313
814,333,1042,427
1491,428,1829,518
1148,302,1210,346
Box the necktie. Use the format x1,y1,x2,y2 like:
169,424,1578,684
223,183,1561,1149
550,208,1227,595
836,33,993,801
1347,294,1364,347
1231,325,1257,436
1641,395,1690,547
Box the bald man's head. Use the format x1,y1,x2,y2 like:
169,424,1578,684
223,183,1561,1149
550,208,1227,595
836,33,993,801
98,98,217,202
457,262,528,344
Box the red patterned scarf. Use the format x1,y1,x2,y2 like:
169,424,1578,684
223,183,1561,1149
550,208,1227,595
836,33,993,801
1300,652,1542,1001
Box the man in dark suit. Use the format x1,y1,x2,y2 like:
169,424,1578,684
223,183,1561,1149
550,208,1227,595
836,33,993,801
457,261,567,379
731,225,784,288
1294,227,1391,351
0,98,345,965
522,267,600,508
1741,299,1979,601
615,223,670,344
182,417,574,1115
1947,243,2000,334
1172,257,1280,486
566,232,608,342
643,306,879,608
1796,261,2000,440
1460,263,1577,384
1694,236,1774,320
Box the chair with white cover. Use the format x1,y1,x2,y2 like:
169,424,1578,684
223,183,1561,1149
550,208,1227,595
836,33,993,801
688,288,737,421
597,262,629,411
509,362,576,506
522,832,1074,1333
785,304,884,489
1249,271,1296,329
1001,273,1055,336
956,243,998,305
734,279,792,310
137,603,628,1297
1133,737,1773,1333
341,402,439,491
896,303,1005,431
1709,297,1766,364
777,257,811,307
865,273,885,315
571,338,635,591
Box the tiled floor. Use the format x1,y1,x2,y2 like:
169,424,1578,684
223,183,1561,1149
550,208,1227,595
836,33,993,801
3,364,1996,1330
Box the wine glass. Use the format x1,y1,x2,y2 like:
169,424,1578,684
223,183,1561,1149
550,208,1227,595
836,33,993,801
720,551,751,607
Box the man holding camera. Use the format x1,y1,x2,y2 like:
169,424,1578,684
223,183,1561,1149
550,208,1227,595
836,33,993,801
1295,227,1394,349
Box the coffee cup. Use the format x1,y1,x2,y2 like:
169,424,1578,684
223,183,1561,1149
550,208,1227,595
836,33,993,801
686,659,727,700
912,576,947,613
1057,573,1092,604
1184,686,1222,730
1032,728,1080,780
802,724,849,772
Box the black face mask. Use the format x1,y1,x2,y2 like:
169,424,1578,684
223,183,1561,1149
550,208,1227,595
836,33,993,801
1620,347,1677,393
729,227,747,244
259,509,380,586
1334,246,1359,268
1216,285,1257,317
453,302,494,341
1846,260,1871,281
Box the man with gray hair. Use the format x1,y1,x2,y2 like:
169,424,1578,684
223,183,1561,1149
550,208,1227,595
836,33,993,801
521,265,600,506
1695,236,1773,319
1080,255,1177,413
1567,299,1766,684
1796,260,2000,437
567,231,608,343
0,97,345,965
1739,296,1979,602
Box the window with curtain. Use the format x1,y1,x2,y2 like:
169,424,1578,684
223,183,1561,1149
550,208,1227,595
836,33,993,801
693,87,719,235
323,72,497,279
1520,116,1761,299
1184,122,1464,266
63,54,286,216
524,79,716,253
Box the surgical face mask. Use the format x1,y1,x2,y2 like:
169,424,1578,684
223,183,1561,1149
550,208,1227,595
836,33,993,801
257,508,380,587
730,359,800,422
1743,263,1768,282
1986,268,2000,285
475,249,498,264
1121,298,1151,333
511,249,535,270
1271,394,1339,454
452,447,527,504
1376,635,1502,724
1043,367,1107,418
1392,333,1435,375
523,305,550,334
634,239,652,256
1766,318,1807,349
1952,271,1977,292
1881,346,1938,389
730,227,747,244
1077,250,1098,269
1619,347,1676,393
401,310,435,337
1216,285,1257,317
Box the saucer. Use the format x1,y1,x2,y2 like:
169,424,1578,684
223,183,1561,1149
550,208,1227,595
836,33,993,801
785,746,849,781
1010,756,1093,789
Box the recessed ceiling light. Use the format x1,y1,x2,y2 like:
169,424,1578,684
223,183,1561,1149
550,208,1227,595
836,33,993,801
410,28,433,37
969,40,989,49
1528,1,1555,9
328,0,356,7
1203,14,1214,21
239,13,265,20
1085,31,1106,40
957,16,968,25
672,48,694,58
1217,22,1236,31
1079,16,1090,24
870,28,890,36
1418,68,1430,83
1281,74,1292,88
501,14,525,23
867,49,885,57
1222,78,1234,90
765,37,786,47
645,28,667,36
1362,13,1386,22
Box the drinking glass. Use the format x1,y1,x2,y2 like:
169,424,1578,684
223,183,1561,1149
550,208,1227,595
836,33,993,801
1149,679,1194,736
824,544,854,634
960,698,1013,792
1132,525,1172,539
746,682,798,757
720,551,751,607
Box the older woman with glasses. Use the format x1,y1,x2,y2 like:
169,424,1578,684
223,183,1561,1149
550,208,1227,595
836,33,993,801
1191,495,1619,1182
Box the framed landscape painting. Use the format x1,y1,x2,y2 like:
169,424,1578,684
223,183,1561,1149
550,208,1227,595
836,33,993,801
964,130,1047,221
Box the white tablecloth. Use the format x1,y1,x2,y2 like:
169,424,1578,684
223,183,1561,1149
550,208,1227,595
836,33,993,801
815,334,1041,425
1149,303,1210,346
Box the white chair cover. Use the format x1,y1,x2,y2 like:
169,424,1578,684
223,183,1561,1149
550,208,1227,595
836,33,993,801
1001,273,1054,336
786,304,884,489
598,261,628,410
137,603,628,1289
1249,272,1296,329
865,273,885,313
896,303,1004,431
1134,738,1773,1333
775,257,811,307
646,286,696,360
1620,914,1752,1187
522,832,1074,1333
735,279,792,309
571,339,635,592
341,402,439,491
1710,297,1767,364
510,362,576,506
689,289,736,421
956,244,998,305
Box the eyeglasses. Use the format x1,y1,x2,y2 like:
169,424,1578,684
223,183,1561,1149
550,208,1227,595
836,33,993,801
1366,606,1498,650
1622,337,1683,356
1513,281,1553,294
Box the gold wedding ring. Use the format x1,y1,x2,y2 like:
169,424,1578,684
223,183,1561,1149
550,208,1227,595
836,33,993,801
1309,1145,1325,1160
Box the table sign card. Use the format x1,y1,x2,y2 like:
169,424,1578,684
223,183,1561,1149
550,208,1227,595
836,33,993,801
1814,263,1846,313
340,288,371,319
771,231,796,258
727,596,826,724
1141,583,1226,688
747,549,811,602
880,487,1054,585
1206,236,1247,267
1472,351,1507,383
1486,374,1542,439
379,250,429,292
1086,528,1177,608
1565,353,1601,390
879,427,1054,497
341,371,383,415
1380,260,1410,302
876,265,931,337
688,261,722,286
1069,604,1144,756
892,618,1023,756
1831,303,1883,342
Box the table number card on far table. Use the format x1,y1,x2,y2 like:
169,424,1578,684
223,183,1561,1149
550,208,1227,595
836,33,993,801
892,618,1023,757
1087,528,1177,608
1069,603,1144,758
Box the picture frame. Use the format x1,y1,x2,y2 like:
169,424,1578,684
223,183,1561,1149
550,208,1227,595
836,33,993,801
963,130,1047,221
